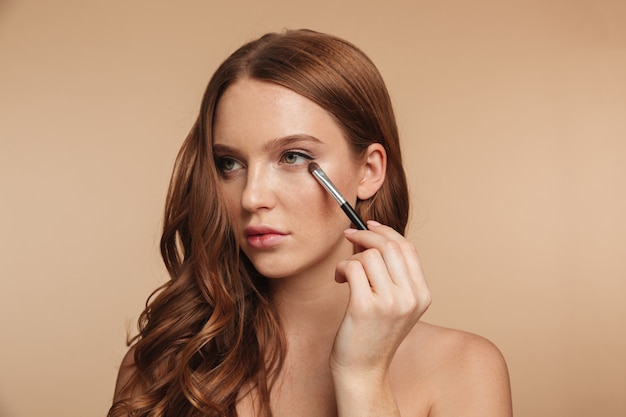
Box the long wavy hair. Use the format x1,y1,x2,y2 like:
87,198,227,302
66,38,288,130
108,29,409,417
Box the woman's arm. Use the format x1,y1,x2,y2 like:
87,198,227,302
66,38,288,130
332,221,431,417
332,221,512,417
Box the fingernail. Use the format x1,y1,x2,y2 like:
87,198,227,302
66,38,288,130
367,220,381,226
344,228,358,235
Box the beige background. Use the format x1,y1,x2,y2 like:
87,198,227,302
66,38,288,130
1,0,625,416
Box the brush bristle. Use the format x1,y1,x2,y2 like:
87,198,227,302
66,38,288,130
307,162,320,174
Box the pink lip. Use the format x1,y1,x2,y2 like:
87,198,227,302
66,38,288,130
244,225,289,249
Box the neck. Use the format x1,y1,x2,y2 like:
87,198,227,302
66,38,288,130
270,265,350,339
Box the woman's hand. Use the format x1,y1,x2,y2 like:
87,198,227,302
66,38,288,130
330,220,431,380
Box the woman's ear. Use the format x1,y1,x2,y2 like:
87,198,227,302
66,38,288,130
357,143,386,200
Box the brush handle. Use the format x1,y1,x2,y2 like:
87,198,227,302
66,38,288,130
340,202,368,230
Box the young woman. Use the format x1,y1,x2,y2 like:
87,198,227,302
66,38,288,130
109,29,512,417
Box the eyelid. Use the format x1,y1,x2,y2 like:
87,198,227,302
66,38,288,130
213,144,244,162
282,148,313,156
213,145,316,172
279,149,315,164
215,155,245,174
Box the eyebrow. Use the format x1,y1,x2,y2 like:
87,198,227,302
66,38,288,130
212,134,323,154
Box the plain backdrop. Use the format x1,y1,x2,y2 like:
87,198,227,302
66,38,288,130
1,1,625,416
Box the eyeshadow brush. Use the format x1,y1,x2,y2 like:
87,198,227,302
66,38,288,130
308,162,368,230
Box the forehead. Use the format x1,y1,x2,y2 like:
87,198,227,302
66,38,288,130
212,79,347,148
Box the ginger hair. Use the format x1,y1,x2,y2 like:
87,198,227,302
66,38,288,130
108,28,408,417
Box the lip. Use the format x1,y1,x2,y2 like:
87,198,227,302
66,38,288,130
244,225,289,249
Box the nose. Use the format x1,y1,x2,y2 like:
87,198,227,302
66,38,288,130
240,163,277,212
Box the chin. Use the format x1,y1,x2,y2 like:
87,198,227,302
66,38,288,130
244,252,319,280
248,260,298,279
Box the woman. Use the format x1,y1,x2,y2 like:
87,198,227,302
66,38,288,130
109,29,512,417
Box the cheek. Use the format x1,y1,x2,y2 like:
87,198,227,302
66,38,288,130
321,165,361,204
220,183,239,206
305,188,354,232
287,176,323,205
219,183,244,223
282,175,339,220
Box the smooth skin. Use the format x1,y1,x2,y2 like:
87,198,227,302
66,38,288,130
213,79,512,417
113,78,512,416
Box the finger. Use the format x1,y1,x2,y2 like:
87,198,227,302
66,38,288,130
344,225,413,288
335,259,374,308
363,226,432,319
349,248,395,298
366,222,431,312
365,221,425,284
345,223,431,314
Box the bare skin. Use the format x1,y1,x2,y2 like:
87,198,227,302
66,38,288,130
113,79,512,416
115,306,512,417
251,317,512,417
232,226,512,417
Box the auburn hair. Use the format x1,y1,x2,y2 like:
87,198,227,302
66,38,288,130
108,29,409,417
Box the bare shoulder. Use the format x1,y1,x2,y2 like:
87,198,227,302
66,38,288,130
392,322,512,417
414,321,508,370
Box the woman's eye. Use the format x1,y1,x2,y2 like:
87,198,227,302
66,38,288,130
217,157,242,173
281,151,312,165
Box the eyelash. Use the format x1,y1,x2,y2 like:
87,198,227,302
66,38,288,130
279,150,314,165
216,156,242,174
215,150,314,176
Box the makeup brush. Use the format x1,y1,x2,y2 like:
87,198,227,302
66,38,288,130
308,162,368,230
